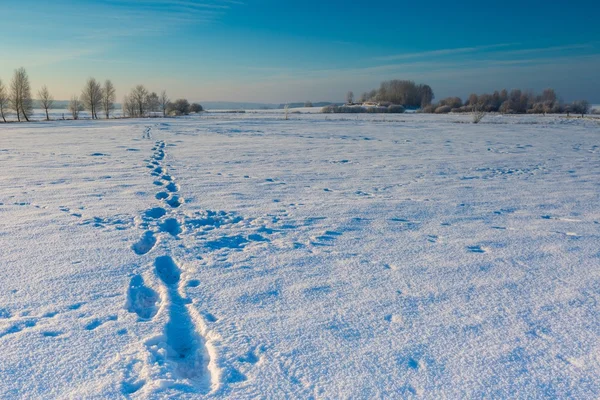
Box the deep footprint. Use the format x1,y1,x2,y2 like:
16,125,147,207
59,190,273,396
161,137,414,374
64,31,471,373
145,207,167,219
166,182,179,193
160,218,183,236
155,256,181,285
148,255,212,390
132,231,157,255
166,196,183,208
126,275,160,319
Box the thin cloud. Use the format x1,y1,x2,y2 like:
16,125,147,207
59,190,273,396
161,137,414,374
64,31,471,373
374,43,517,61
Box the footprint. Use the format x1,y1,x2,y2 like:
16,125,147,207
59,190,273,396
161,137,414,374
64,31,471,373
132,231,158,255
155,256,181,285
42,331,63,337
160,218,183,236
467,245,486,254
85,315,117,330
166,182,179,193
126,275,160,320
85,319,104,330
146,255,212,389
166,196,183,208
156,192,169,200
145,207,166,219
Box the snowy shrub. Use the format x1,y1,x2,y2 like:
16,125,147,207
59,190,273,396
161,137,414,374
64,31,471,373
387,105,405,113
167,99,190,116
421,104,435,113
190,103,203,113
472,110,486,123
438,97,463,109
434,105,451,114
321,105,339,113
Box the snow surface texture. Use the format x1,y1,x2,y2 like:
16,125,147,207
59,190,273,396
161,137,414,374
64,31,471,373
1,113,600,399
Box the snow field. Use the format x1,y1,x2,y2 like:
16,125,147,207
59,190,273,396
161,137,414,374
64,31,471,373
1,113,600,398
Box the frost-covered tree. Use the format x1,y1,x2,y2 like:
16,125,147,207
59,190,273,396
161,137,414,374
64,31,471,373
102,80,116,119
159,90,169,117
68,96,83,120
0,78,8,122
81,78,102,119
10,67,33,122
38,85,54,121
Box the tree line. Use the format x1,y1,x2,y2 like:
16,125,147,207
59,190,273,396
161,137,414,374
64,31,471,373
424,88,590,116
0,67,203,123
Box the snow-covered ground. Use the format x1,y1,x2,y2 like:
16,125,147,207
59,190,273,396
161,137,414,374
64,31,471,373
1,113,600,399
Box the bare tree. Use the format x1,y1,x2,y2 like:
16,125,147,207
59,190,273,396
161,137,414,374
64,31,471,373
38,86,54,121
10,67,33,122
0,79,8,122
346,91,354,104
81,78,102,119
572,100,590,117
102,80,116,119
130,85,149,117
159,90,169,117
472,102,486,124
68,96,83,120
122,94,138,118
147,92,160,115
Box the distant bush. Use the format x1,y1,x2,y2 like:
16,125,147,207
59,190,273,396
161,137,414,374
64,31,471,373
434,105,452,114
190,103,203,113
167,99,190,116
421,104,435,113
438,97,462,109
321,105,339,113
387,104,405,113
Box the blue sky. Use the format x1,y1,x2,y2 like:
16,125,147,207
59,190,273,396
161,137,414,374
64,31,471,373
1,0,598,103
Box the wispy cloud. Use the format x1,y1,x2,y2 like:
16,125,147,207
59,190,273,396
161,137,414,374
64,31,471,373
374,43,517,61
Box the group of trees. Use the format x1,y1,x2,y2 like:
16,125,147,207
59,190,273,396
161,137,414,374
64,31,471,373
122,86,203,118
67,78,117,120
0,67,34,122
424,88,590,116
0,67,204,122
351,80,435,108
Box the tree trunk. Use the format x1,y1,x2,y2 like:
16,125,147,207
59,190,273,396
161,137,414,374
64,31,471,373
45,108,49,121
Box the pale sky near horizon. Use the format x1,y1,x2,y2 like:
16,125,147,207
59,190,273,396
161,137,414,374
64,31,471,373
1,0,599,103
